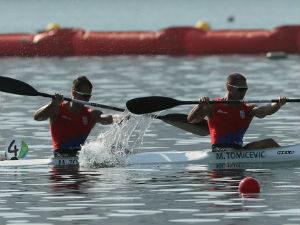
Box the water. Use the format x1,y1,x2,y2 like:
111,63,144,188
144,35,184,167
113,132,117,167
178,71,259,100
0,165,299,225
0,55,299,225
0,1,299,224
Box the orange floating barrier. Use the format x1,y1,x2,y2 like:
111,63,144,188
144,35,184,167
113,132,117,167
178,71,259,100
0,25,298,57
0,33,34,56
184,25,300,55
30,28,77,56
72,30,159,55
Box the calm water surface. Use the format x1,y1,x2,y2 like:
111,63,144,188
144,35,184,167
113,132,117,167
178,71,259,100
0,55,299,225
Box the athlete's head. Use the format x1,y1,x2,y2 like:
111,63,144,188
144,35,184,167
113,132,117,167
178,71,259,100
226,73,247,86
72,76,93,100
226,73,248,99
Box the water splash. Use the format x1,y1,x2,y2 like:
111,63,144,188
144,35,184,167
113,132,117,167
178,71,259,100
79,110,155,168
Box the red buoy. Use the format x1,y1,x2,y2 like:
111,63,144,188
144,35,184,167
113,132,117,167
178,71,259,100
239,177,260,193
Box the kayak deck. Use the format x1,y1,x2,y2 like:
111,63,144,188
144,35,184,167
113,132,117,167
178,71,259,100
125,144,300,164
0,144,298,167
0,157,79,167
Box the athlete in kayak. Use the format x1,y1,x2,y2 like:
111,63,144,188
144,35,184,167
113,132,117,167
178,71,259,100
187,73,287,151
34,76,123,157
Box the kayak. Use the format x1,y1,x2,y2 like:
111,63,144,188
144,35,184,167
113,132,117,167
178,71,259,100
0,144,298,167
124,144,300,164
0,157,79,167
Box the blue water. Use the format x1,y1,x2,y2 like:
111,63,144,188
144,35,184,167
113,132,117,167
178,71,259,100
0,1,299,225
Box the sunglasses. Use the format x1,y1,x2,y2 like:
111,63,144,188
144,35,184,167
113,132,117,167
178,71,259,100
228,83,248,92
74,90,92,98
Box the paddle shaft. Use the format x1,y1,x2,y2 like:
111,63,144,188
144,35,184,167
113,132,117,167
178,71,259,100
177,99,300,105
37,92,125,112
43,95,299,112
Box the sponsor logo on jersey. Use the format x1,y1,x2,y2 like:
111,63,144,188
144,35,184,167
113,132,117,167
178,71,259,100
82,116,88,125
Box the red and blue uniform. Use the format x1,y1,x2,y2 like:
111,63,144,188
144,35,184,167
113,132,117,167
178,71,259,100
208,98,250,148
50,103,92,155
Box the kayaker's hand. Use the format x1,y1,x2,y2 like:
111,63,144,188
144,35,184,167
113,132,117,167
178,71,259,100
277,96,287,107
116,114,131,126
247,103,258,110
51,93,63,106
199,96,210,105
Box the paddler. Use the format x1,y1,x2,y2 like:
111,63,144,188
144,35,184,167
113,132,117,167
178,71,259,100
187,73,287,151
34,76,123,157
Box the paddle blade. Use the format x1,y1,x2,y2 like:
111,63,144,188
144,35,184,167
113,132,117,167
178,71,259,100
0,76,39,96
126,96,182,114
158,114,209,136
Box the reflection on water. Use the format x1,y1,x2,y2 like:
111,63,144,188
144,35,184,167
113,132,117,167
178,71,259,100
0,163,298,224
49,166,92,194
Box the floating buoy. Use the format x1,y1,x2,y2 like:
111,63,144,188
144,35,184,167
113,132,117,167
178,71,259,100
227,16,235,22
46,22,60,31
238,177,260,193
266,51,287,59
195,20,210,31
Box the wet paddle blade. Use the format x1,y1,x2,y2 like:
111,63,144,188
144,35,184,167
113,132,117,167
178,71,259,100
126,96,183,114
158,114,209,136
0,76,40,96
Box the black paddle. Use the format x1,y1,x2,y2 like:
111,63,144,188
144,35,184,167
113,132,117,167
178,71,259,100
0,76,209,136
126,96,300,114
0,76,125,112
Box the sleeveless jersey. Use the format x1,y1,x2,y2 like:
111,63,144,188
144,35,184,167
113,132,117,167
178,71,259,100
208,98,250,147
50,103,92,151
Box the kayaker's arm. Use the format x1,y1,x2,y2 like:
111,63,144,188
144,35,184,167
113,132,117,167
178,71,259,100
91,110,124,126
33,93,62,122
187,97,215,123
250,96,287,118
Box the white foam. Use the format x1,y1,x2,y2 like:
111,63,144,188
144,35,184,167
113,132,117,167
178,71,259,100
79,111,154,167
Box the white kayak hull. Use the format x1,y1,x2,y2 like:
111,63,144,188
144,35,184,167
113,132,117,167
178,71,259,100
0,157,79,167
0,144,298,167
124,144,300,164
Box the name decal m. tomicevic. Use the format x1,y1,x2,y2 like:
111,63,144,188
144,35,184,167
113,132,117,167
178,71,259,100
216,151,265,160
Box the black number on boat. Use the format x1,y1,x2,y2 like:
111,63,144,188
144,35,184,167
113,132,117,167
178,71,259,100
8,140,19,159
